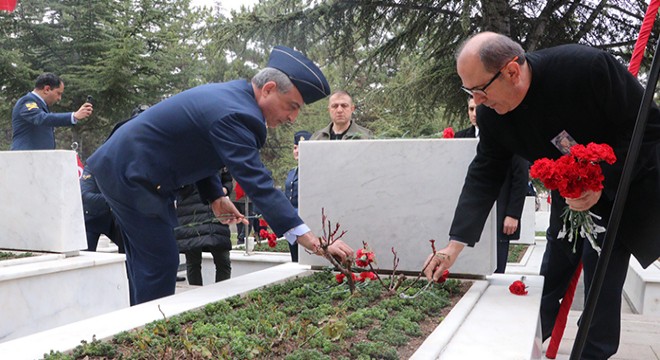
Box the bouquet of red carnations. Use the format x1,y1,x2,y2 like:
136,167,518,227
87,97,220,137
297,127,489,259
530,143,617,254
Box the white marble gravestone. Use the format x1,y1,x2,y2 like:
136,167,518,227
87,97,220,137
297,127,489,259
298,139,497,276
0,150,86,253
0,151,129,342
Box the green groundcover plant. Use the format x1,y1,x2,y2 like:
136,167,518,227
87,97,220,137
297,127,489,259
234,239,291,253
0,251,33,261
44,270,468,360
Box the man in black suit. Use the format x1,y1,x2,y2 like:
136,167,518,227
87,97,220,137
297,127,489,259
425,32,660,359
455,97,529,273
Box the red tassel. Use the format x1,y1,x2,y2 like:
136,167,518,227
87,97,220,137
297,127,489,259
628,0,660,77
545,262,583,358
0,0,17,12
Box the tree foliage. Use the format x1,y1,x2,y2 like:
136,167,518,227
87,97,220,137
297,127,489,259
2,0,660,186
0,0,207,157
212,0,660,136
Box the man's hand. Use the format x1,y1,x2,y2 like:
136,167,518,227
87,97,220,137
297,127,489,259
423,240,465,282
502,216,519,235
565,189,601,211
74,103,93,121
296,231,354,263
210,196,248,225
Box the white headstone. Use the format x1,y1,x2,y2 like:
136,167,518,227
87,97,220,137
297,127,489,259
0,150,87,253
298,139,497,276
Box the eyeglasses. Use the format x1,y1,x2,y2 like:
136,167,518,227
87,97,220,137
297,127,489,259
460,56,519,96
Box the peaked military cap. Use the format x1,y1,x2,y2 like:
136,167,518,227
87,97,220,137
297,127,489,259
294,130,312,145
267,46,330,104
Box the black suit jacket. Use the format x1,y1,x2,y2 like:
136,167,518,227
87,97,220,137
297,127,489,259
455,126,529,240
450,45,660,267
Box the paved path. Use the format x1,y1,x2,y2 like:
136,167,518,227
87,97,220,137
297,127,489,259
509,239,660,359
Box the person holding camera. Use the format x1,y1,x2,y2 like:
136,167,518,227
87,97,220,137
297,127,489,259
11,73,93,150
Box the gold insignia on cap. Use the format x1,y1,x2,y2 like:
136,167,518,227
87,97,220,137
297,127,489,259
299,136,306,142
25,102,38,111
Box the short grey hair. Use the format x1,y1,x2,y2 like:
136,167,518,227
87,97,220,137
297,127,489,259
252,67,294,93
456,33,526,73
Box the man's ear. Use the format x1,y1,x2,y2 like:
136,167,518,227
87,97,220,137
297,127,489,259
261,81,277,96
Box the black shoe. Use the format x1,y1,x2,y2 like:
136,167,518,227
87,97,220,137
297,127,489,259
237,239,245,245
176,276,186,282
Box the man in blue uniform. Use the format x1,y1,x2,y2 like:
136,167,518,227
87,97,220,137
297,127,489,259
284,130,312,262
11,73,93,150
87,46,354,305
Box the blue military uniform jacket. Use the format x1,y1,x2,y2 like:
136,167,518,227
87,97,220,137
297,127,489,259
80,167,114,234
87,80,302,236
285,167,299,209
11,92,72,150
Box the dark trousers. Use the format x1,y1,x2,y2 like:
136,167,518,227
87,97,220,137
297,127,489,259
184,250,231,286
289,241,299,262
102,195,180,306
540,234,630,359
494,239,509,273
85,220,125,253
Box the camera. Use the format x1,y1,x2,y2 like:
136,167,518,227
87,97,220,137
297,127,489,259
86,95,94,105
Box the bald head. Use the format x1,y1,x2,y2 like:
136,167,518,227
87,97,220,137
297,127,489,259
456,32,525,73
456,32,530,115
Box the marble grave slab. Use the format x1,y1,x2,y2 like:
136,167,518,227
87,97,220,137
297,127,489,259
298,139,497,276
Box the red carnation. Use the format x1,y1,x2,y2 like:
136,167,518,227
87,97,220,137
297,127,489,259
530,142,615,254
442,127,455,139
509,279,528,296
355,248,375,267
359,271,377,282
335,273,345,284
435,269,450,283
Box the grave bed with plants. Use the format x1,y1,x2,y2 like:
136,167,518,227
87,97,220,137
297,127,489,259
43,270,469,360
0,250,34,261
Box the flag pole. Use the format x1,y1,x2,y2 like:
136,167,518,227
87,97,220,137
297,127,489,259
569,33,660,360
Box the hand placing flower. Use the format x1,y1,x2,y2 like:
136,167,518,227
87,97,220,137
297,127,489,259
434,269,450,284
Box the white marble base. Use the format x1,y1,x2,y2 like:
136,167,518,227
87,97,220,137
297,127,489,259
297,139,496,276
413,274,544,359
0,150,86,253
0,251,129,343
0,264,543,360
624,259,660,315
193,251,291,285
